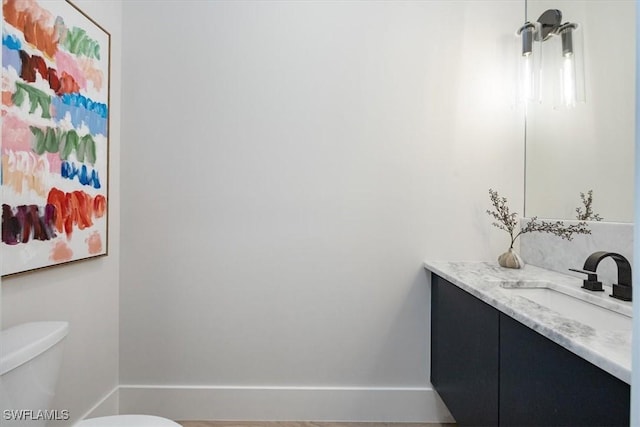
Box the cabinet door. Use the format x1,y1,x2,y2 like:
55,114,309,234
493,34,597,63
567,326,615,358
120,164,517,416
499,313,630,426
431,274,500,426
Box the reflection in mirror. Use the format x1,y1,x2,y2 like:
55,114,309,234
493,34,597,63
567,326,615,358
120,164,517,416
524,0,635,222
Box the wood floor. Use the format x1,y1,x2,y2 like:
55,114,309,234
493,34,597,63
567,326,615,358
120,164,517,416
177,422,455,427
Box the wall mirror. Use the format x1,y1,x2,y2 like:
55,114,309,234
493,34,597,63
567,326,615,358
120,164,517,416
524,0,635,222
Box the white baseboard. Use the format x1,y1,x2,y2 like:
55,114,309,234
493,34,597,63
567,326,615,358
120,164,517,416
79,386,120,421
118,385,454,423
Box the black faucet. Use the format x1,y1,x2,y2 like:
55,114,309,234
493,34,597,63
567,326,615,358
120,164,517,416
570,251,632,301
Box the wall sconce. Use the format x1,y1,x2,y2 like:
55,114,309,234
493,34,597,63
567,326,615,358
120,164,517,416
516,9,585,109
516,21,541,103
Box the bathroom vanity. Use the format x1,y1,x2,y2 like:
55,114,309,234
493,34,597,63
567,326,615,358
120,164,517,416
425,261,631,426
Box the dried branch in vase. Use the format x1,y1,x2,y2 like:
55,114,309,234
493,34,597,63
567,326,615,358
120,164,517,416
487,189,591,250
576,190,603,221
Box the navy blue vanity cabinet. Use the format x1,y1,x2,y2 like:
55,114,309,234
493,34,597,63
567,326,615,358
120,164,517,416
430,273,630,427
499,312,630,426
430,274,500,426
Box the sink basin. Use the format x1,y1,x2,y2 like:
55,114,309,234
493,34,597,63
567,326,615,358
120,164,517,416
498,280,632,332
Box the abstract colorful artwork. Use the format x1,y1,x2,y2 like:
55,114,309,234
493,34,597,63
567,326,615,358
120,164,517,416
1,0,110,276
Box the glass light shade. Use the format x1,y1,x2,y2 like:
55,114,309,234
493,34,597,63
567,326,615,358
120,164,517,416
561,53,577,108
517,22,542,105
553,24,585,109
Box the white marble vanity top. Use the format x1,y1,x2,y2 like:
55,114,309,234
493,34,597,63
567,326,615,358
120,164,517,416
423,261,632,384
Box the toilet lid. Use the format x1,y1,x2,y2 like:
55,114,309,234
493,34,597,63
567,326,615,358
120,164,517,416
76,415,182,426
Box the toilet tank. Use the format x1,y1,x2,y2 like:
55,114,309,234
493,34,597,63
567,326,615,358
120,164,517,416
0,322,69,426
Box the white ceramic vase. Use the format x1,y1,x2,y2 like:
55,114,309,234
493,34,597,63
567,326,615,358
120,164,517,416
498,248,524,269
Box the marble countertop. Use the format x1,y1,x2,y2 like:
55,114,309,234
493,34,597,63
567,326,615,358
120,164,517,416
423,261,632,384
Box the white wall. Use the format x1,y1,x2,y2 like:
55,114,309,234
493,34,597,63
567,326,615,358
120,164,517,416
630,1,640,424
1,1,123,425
120,0,523,421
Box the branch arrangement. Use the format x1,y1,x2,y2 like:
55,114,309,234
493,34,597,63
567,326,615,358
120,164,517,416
576,190,603,221
487,189,591,249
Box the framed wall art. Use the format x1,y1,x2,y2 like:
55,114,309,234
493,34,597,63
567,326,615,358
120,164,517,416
1,0,110,276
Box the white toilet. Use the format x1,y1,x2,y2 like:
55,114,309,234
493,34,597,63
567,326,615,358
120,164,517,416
77,414,181,426
0,322,180,427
